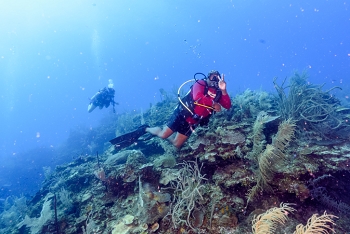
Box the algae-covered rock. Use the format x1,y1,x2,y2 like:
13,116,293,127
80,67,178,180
81,191,92,203
111,222,131,234
122,214,134,225
106,150,146,169
105,150,132,165
153,154,176,168
125,150,147,166
159,168,179,185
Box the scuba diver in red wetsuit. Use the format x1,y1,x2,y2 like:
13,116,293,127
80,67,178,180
145,70,231,148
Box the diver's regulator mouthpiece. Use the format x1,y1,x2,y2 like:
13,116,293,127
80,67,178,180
207,70,221,88
208,75,220,88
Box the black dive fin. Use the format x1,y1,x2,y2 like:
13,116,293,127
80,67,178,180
109,124,149,149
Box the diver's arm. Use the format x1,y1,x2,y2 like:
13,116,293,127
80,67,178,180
219,94,231,109
217,74,231,109
218,74,228,94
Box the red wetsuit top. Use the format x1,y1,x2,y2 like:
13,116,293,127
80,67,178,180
186,80,231,125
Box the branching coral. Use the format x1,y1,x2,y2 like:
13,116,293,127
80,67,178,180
252,203,295,234
293,211,337,234
247,118,296,203
169,160,207,231
251,203,337,234
248,111,270,161
231,89,277,122
273,71,347,139
308,175,350,214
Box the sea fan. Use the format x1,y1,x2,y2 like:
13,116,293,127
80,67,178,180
252,203,295,234
293,211,337,234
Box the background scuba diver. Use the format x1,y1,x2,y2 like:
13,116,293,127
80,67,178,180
88,79,118,113
146,70,231,148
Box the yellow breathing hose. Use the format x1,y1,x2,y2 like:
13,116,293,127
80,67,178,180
194,102,215,110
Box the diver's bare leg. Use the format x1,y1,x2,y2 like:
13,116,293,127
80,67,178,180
170,132,188,148
146,126,174,139
146,126,188,148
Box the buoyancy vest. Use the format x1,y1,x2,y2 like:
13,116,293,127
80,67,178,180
178,80,222,123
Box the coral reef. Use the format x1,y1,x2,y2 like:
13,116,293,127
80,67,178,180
274,71,350,141
251,203,337,234
251,203,295,234
2,72,350,233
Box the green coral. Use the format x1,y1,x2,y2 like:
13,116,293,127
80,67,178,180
274,70,349,140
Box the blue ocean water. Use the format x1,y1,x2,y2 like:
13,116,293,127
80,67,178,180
0,0,349,197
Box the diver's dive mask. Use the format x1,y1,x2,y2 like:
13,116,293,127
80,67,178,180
207,75,220,88
207,70,220,88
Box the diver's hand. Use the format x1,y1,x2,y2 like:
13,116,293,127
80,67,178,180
212,103,222,112
218,74,227,94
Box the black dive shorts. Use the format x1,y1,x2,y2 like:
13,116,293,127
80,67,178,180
167,107,194,137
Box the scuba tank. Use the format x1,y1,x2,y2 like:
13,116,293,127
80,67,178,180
177,72,222,123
